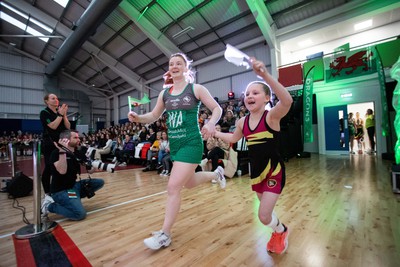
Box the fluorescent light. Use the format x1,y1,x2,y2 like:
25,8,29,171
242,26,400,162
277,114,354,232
1,2,52,32
0,12,49,42
298,39,313,47
172,26,194,39
354,20,372,31
53,0,69,8
0,1,54,42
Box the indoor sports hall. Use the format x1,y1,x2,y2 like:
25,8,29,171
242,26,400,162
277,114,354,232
0,1,399,266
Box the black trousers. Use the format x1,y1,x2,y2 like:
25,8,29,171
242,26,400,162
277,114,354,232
42,139,56,194
367,126,375,151
207,147,225,171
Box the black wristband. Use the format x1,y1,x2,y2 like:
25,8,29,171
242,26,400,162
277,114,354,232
57,112,63,117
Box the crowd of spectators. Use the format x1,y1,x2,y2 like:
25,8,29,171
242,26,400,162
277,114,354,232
0,130,41,158
0,97,249,171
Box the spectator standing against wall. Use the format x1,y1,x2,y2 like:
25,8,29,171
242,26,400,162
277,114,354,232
365,109,375,154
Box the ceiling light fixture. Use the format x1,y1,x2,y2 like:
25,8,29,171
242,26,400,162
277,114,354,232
298,39,313,47
0,34,63,38
172,26,194,39
354,20,372,31
53,0,69,8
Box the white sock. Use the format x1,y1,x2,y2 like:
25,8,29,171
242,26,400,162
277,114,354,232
267,212,285,233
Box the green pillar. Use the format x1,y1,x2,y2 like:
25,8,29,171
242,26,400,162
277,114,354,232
391,56,400,164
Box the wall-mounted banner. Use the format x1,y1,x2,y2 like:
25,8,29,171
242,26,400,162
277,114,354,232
333,43,350,53
375,47,389,137
324,47,376,83
303,66,315,143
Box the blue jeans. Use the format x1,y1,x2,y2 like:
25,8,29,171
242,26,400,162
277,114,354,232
158,150,167,164
48,178,104,220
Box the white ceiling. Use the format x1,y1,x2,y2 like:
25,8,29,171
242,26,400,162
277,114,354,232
279,1,400,64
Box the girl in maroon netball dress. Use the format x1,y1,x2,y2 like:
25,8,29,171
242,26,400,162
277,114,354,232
215,57,293,254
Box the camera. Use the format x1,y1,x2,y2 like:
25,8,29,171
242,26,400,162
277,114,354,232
87,160,116,173
81,180,95,199
58,143,116,174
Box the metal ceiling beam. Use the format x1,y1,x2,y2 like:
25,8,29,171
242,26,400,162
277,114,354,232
90,53,148,93
45,0,122,76
246,0,276,50
7,0,146,94
119,0,180,57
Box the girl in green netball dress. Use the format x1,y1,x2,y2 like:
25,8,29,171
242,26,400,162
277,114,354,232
128,53,225,250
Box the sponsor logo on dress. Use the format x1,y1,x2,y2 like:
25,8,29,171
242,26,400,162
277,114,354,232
171,98,180,107
182,95,191,105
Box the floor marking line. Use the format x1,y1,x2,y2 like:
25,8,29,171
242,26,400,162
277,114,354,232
0,190,167,239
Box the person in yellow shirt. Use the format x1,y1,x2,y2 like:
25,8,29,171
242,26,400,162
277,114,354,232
365,109,375,153
142,131,161,171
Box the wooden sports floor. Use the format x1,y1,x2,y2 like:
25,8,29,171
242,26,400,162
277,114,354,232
0,153,399,267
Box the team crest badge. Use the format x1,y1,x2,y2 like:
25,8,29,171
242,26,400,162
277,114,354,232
267,179,277,188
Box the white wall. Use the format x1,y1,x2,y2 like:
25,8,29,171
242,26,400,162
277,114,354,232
0,45,106,128
279,22,400,66
314,74,386,155
0,46,45,119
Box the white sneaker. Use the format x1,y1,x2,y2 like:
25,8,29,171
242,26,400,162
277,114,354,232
112,157,117,163
214,166,226,189
160,170,166,176
41,194,54,216
143,230,171,250
119,162,127,167
162,171,170,176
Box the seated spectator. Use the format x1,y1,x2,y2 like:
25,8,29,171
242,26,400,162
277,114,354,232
85,133,104,159
157,131,169,169
143,131,161,172
160,152,172,176
22,133,33,156
146,127,157,144
220,110,236,133
112,136,124,158
133,126,153,160
201,124,230,172
93,133,114,160
0,136,8,158
115,134,135,166
138,126,148,143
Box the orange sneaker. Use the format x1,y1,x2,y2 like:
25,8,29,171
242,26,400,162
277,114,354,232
267,226,289,254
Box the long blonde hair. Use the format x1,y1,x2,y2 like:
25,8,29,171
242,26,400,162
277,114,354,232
163,53,195,88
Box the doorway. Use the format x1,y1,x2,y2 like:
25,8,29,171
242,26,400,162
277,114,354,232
348,102,375,154
324,102,375,154
324,105,348,152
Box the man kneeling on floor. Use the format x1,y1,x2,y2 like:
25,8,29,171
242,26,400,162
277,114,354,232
41,130,105,221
